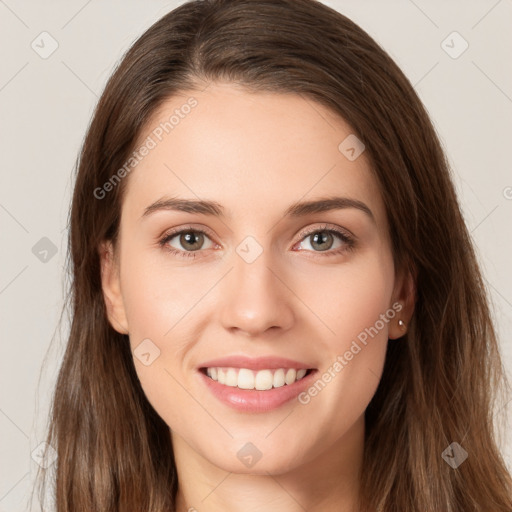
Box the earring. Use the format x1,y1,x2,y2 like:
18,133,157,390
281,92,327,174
398,319,406,329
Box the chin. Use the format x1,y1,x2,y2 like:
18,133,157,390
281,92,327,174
208,447,307,476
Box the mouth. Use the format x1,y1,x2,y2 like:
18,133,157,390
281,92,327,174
197,364,318,413
199,366,315,390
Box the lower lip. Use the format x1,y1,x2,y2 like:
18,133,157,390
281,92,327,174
198,369,317,413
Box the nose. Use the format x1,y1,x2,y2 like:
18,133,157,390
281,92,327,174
218,246,295,337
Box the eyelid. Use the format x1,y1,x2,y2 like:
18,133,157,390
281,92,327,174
296,222,355,242
158,222,356,257
159,222,354,243
159,223,218,243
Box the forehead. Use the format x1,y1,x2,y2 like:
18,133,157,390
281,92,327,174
122,82,386,229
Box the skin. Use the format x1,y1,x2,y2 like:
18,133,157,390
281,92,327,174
100,82,415,512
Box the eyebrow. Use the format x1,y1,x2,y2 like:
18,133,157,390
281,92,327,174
141,196,375,223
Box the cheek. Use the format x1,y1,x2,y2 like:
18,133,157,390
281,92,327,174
119,246,199,341
117,243,219,410
118,256,198,431
293,253,394,425
293,251,395,350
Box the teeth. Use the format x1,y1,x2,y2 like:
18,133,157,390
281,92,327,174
273,369,285,388
285,368,296,385
204,367,310,390
226,368,238,387
238,368,255,389
255,369,273,390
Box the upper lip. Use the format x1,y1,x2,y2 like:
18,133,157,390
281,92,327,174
198,355,316,371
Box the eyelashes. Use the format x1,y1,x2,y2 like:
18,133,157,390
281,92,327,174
158,223,356,260
158,227,216,259
296,224,355,255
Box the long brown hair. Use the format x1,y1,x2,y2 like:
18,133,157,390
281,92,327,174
34,0,512,510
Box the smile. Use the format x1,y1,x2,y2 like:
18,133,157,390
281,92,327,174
202,367,312,390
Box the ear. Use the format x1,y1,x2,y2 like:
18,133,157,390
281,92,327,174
99,240,129,335
388,265,416,340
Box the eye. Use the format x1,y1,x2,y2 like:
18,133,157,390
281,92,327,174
158,227,217,259
158,223,355,260
294,223,355,256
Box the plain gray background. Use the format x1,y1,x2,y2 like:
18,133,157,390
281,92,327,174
1,0,511,509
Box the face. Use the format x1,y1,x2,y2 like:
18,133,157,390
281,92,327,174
100,82,413,475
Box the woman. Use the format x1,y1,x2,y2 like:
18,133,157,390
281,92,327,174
35,0,512,510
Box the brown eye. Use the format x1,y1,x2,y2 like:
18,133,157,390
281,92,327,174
296,228,353,254
309,231,335,252
293,224,356,257
159,227,216,259
178,231,205,251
